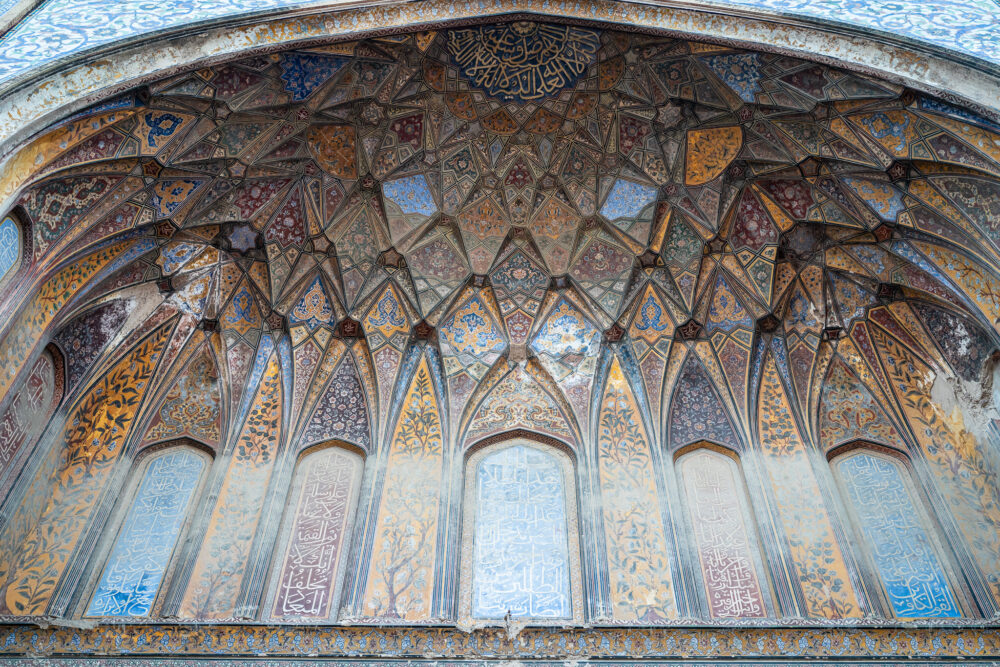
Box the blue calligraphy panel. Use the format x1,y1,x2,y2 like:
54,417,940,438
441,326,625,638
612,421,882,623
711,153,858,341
0,216,20,282
837,453,959,618
87,449,204,616
473,445,571,619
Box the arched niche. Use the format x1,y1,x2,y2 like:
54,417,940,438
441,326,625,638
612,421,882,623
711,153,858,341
0,206,31,296
673,441,775,619
76,439,212,619
827,441,971,619
262,441,365,622
458,434,583,625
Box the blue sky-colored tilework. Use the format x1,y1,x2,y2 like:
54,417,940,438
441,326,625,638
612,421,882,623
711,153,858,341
473,445,571,619
87,449,203,617
600,179,658,221
0,215,19,280
382,174,437,217
837,453,960,618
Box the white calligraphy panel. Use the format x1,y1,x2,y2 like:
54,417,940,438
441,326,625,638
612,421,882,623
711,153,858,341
87,448,204,617
271,447,362,620
472,444,572,619
679,448,767,618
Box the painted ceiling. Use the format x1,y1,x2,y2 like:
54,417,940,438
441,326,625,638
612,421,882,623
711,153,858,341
3,19,1000,630
12,20,1000,452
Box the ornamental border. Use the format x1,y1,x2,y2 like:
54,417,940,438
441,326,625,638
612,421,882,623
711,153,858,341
0,624,998,659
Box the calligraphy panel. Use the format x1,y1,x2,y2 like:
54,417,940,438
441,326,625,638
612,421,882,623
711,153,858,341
87,448,204,617
0,215,20,284
471,444,572,619
873,327,1000,603
445,23,599,102
834,451,959,618
679,448,767,618
0,352,57,481
271,447,361,620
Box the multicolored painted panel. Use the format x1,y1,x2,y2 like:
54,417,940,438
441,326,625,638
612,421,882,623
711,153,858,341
0,238,145,400
0,322,171,615
596,358,675,622
362,356,443,620
0,351,57,481
0,215,19,283
873,328,1000,604
756,358,860,619
87,448,204,617
179,349,282,619
2,16,1000,639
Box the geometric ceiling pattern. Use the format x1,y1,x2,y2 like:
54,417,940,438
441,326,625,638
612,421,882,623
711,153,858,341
2,19,1000,648
14,19,995,447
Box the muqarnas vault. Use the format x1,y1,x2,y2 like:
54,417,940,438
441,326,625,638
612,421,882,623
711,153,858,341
0,16,998,664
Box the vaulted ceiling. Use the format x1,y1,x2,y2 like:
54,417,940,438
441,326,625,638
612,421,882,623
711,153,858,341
9,19,1000,451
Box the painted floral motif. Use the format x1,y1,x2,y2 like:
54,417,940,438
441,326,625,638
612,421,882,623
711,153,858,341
874,328,1000,603
757,357,860,619
143,345,222,447
819,358,900,450
669,355,740,450
362,357,443,620
0,323,171,615
597,358,676,622
180,351,282,619
52,298,133,390
300,356,371,450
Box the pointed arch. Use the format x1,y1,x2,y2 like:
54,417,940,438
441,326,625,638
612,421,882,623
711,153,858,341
459,437,582,624
462,359,578,449
829,442,964,618
818,354,902,452
674,442,771,618
668,351,741,451
141,340,223,450
82,440,212,617
264,441,365,621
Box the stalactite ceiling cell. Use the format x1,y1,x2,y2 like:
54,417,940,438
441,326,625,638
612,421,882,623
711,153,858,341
2,17,1000,637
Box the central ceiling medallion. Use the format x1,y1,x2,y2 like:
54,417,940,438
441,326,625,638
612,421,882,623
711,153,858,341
446,21,600,101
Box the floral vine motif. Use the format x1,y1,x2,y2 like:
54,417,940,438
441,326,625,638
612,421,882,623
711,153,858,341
446,22,600,102
596,359,675,622
363,357,443,620
757,358,859,619
0,323,171,615
179,354,282,619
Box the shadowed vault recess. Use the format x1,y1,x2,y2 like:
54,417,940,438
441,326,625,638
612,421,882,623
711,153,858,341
1,17,1000,662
